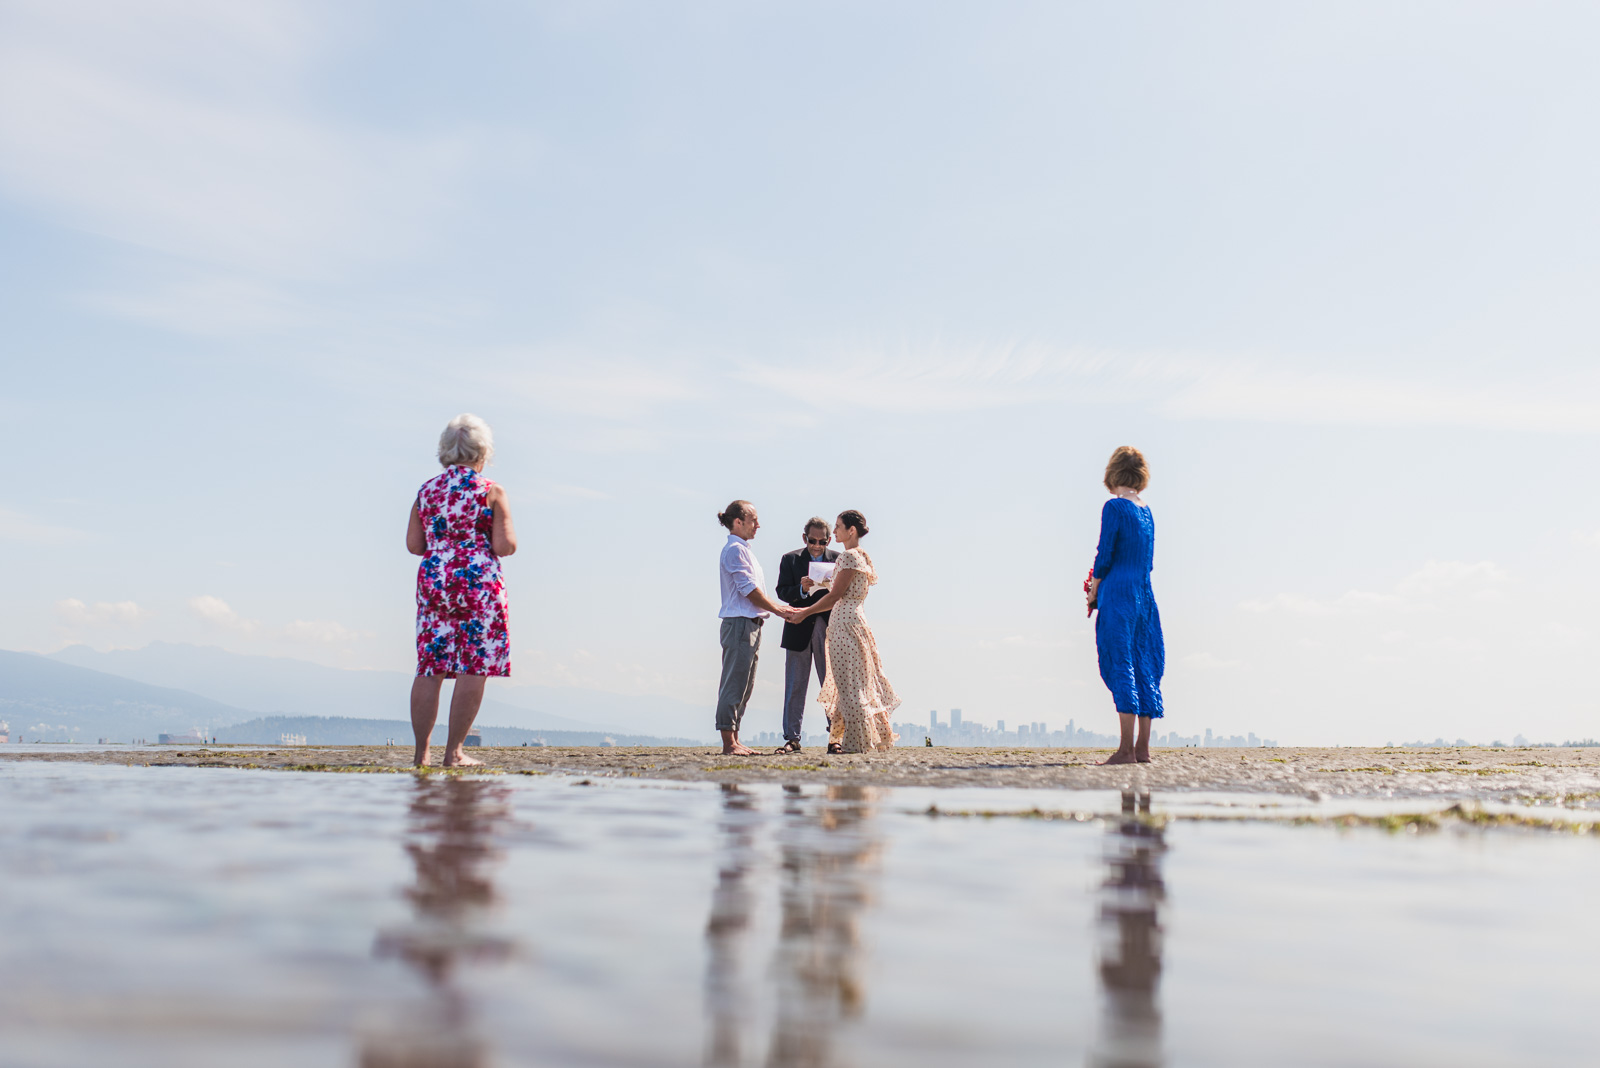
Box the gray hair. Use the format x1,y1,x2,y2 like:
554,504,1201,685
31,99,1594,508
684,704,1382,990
437,413,494,468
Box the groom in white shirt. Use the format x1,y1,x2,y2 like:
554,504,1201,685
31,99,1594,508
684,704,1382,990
715,500,797,756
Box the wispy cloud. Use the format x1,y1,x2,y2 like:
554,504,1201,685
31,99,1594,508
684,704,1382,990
84,275,311,335
188,594,256,632
1240,560,1508,616
282,619,371,644
0,509,92,545
490,359,699,420
55,598,146,626
740,338,1600,434
0,0,467,332
1162,368,1600,434
740,341,1162,413
189,594,366,644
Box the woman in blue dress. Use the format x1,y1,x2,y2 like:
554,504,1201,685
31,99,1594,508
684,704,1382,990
1086,446,1164,765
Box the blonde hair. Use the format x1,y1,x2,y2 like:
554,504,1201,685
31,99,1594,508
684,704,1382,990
438,413,494,468
1103,446,1149,492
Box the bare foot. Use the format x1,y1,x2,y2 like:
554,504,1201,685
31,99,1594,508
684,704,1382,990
413,747,431,768
1135,750,1152,763
442,751,483,767
1097,750,1139,766
721,744,760,756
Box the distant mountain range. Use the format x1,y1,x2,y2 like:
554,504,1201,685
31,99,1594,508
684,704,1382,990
49,642,714,739
0,649,253,742
2,642,717,743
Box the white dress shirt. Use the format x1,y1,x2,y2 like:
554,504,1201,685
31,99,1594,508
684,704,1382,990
719,534,769,619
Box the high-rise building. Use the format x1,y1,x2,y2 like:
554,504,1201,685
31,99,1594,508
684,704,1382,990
929,710,939,730
997,720,1006,733
951,709,963,730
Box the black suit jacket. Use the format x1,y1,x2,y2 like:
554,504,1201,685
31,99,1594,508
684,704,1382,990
777,546,839,651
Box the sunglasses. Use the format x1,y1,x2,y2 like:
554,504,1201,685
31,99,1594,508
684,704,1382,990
806,537,829,546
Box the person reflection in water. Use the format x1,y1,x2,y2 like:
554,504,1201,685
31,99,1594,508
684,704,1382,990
1090,789,1166,1068
703,783,881,1068
766,784,880,1067
364,777,515,1068
705,784,760,1066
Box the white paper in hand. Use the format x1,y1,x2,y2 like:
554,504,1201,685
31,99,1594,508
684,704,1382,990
808,560,837,588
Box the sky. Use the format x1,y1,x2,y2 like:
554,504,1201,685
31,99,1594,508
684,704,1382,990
3,0,1600,745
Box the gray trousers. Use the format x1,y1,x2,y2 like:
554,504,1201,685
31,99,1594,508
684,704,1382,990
782,618,828,742
716,616,763,733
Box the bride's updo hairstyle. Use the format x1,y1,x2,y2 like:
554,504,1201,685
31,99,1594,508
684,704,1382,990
718,500,755,530
1103,446,1149,492
837,509,869,537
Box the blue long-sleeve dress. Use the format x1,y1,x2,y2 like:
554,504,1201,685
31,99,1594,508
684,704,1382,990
1092,497,1164,718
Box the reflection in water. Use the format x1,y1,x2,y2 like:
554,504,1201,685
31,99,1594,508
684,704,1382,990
363,777,516,1068
1090,790,1166,1068
767,784,880,1068
704,784,882,1068
706,783,761,1066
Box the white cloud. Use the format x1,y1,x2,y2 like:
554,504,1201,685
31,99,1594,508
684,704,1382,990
1239,560,1507,616
85,275,309,335
544,483,611,501
0,509,92,545
188,596,368,647
281,619,369,644
1162,367,1600,434
738,338,1600,434
0,0,465,294
491,360,699,420
741,341,1165,413
55,598,146,626
187,594,255,631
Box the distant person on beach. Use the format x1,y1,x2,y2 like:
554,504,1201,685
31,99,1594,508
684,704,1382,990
773,517,840,753
1085,446,1164,765
715,501,798,756
406,414,518,768
791,510,900,753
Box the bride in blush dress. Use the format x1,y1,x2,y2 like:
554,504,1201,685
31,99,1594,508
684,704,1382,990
792,510,901,753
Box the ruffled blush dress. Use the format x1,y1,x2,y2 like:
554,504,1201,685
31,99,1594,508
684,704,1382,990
817,548,901,752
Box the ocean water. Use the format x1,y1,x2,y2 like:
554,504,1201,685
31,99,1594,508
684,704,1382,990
1,762,1596,1067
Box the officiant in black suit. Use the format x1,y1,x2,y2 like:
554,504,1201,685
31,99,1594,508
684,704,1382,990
773,517,839,753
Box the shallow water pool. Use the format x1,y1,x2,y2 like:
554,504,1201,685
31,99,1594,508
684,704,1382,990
1,763,1595,1067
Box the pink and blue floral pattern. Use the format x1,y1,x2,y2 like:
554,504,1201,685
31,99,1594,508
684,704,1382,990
415,466,510,677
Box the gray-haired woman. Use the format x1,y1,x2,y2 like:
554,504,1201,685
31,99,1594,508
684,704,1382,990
405,413,518,767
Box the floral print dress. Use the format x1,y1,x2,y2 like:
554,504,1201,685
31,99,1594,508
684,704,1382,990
415,466,510,677
817,548,901,752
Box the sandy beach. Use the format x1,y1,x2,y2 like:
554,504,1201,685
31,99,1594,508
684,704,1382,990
6,744,1599,802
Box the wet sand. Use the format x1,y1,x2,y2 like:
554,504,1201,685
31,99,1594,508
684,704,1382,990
4,744,1599,801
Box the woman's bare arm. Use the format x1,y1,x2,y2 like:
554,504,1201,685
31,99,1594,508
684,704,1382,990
488,484,518,557
406,501,427,556
796,568,857,618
